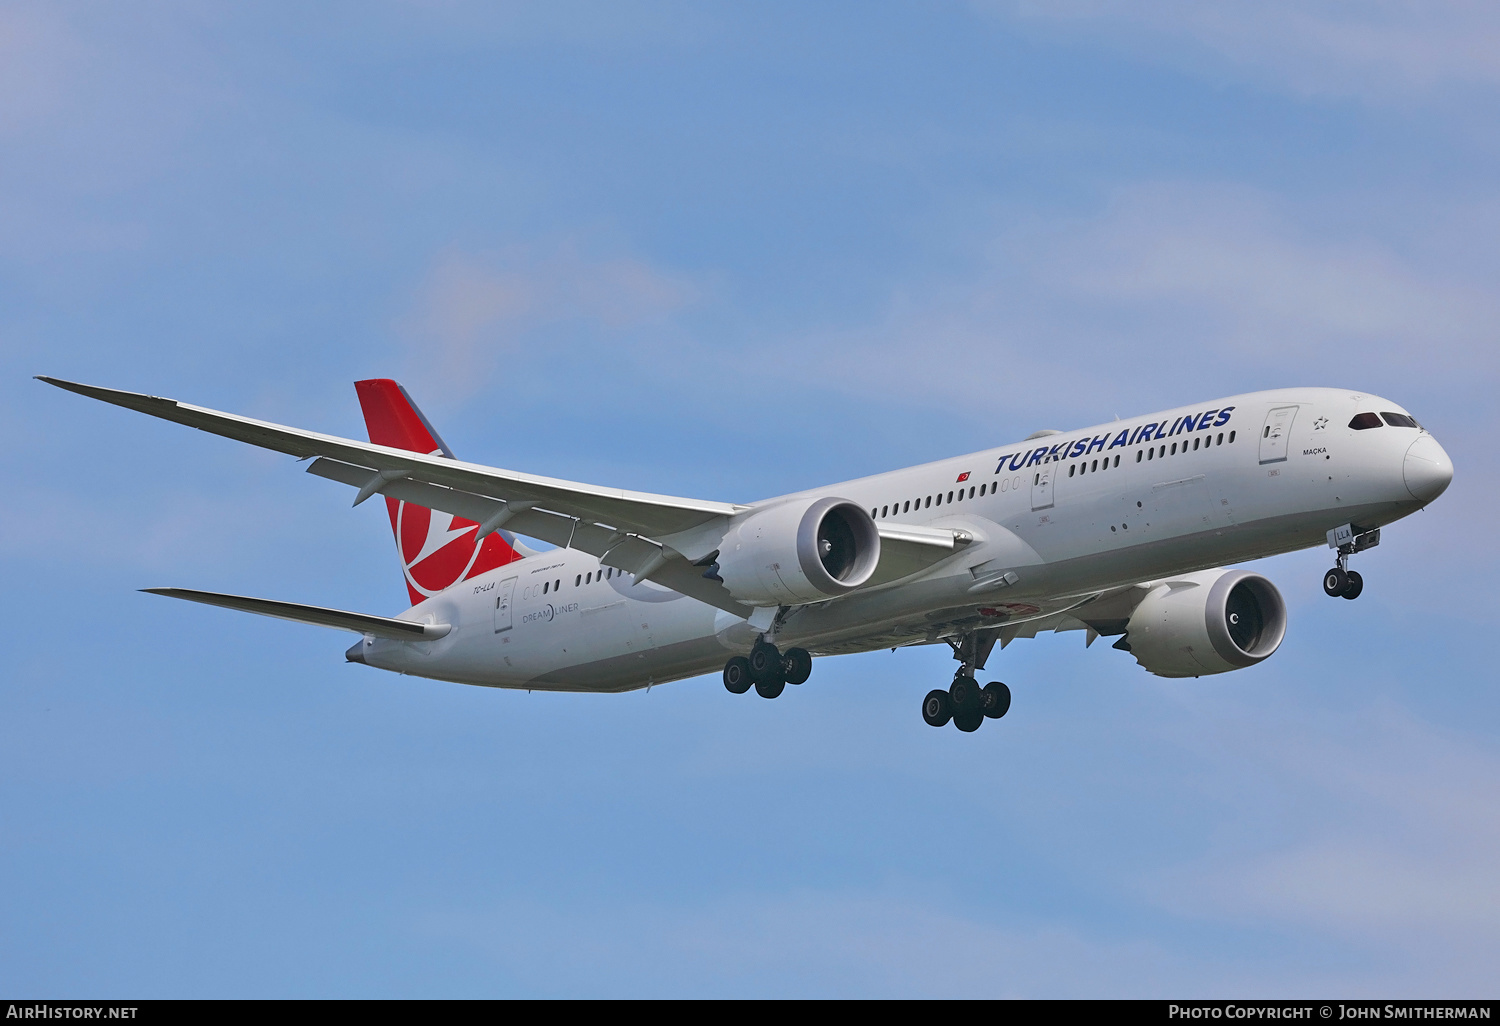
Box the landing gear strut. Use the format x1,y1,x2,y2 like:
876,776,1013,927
922,631,1010,732
1323,524,1378,600
722,640,813,699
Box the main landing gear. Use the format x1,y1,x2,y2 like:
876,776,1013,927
1323,525,1379,601
723,640,812,699
923,677,1010,732
923,630,1009,733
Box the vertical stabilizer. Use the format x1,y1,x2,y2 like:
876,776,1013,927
353,379,521,606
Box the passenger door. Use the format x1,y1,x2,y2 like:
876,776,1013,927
1259,406,1298,465
1031,464,1055,511
492,576,517,633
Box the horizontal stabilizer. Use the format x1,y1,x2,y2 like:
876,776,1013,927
141,588,451,640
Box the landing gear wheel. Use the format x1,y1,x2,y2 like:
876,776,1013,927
1341,569,1363,600
782,647,812,685
748,641,782,683
1323,567,1349,597
922,690,953,727
982,681,1011,719
949,675,983,716
754,676,786,699
954,711,984,733
723,656,753,695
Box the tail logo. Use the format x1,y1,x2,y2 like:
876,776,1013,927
395,500,488,600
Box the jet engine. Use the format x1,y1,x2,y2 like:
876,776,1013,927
714,497,881,607
1121,568,1287,678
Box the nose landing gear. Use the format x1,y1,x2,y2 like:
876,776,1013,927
722,640,813,699
1323,524,1378,600
1322,566,1364,600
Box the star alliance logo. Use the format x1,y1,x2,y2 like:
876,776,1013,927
1314,416,1329,430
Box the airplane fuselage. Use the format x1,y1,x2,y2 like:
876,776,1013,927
355,387,1451,692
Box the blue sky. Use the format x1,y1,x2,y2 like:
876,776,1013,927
3,1,1498,997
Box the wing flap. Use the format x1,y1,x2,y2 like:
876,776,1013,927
307,457,755,617
142,587,450,639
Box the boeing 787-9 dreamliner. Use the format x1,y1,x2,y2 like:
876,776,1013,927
39,376,1453,733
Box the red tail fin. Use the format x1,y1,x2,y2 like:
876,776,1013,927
354,379,521,606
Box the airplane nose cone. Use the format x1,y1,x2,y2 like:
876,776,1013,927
1404,434,1453,504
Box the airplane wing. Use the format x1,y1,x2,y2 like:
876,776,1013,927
41,377,967,616
40,377,745,536
142,587,452,639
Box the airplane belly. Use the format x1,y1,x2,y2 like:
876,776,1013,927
522,590,721,692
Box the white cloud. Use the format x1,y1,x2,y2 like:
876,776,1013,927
421,890,1270,997
1043,184,1498,355
774,182,1500,427
0,6,77,136
996,0,1500,101
398,243,700,400
1144,702,1500,990
384,0,714,51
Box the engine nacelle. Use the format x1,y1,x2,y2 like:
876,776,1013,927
1123,568,1287,678
715,497,881,607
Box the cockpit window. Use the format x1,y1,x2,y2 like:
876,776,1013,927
1349,413,1383,430
1381,412,1419,428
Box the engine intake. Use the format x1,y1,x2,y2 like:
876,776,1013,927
1123,569,1287,678
716,497,881,607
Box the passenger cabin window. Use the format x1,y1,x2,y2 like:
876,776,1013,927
1349,413,1383,430
1381,412,1419,428
575,574,581,587
543,581,549,594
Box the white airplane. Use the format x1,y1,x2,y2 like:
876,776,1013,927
39,376,1453,732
